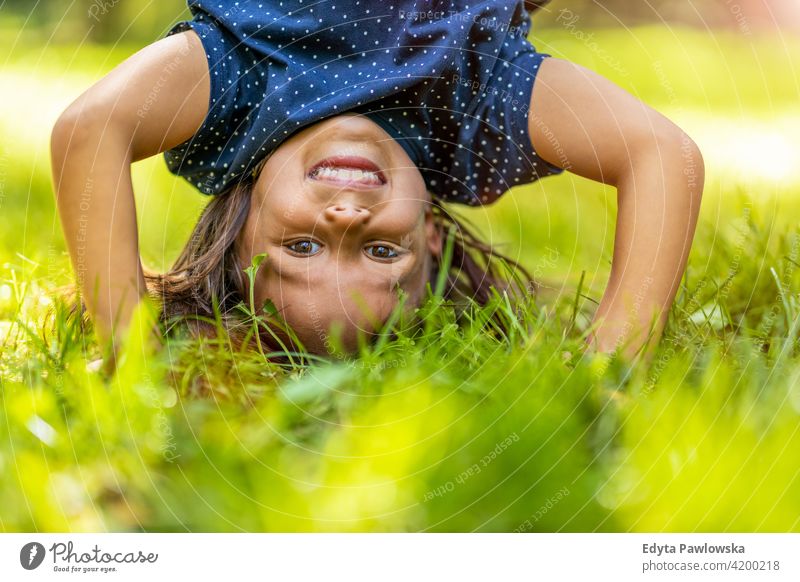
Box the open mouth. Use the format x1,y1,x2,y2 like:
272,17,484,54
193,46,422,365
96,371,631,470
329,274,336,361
308,156,387,188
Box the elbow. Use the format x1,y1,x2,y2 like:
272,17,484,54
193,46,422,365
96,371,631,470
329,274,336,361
634,123,705,202
50,109,71,168
51,106,84,179
51,103,96,167
50,99,119,207
672,128,705,202
50,98,129,198
690,140,705,201
50,107,80,203
50,93,127,165
664,124,704,187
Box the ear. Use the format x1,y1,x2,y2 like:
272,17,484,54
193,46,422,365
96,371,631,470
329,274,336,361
424,205,443,258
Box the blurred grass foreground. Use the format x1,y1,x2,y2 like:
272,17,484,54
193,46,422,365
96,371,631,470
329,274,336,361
1,2,800,531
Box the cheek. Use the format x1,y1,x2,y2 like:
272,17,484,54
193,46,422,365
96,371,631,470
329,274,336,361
253,153,309,218
236,208,273,275
235,219,258,277
264,190,304,225
402,254,431,305
251,262,283,314
251,185,292,226
391,165,427,197
378,199,428,239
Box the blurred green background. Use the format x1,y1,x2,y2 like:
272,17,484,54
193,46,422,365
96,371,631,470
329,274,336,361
1,1,800,532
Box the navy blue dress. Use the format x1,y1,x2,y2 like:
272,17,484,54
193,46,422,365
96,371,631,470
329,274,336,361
165,0,563,206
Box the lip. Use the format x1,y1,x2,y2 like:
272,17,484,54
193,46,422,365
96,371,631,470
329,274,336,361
307,156,387,189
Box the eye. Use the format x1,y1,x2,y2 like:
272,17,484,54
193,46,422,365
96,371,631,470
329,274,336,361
286,240,322,256
365,244,399,260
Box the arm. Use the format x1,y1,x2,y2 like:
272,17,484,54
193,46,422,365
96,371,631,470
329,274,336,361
528,58,704,358
50,30,209,351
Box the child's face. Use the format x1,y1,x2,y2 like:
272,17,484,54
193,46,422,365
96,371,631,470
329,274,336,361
238,114,441,353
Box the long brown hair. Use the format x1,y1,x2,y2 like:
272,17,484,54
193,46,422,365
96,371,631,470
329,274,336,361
143,181,532,345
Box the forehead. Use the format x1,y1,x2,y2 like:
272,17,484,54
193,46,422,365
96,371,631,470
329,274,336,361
261,252,428,337
265,260,401,300
266,271,399,347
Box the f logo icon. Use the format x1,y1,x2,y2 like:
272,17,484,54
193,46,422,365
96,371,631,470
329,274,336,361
20,542,46,570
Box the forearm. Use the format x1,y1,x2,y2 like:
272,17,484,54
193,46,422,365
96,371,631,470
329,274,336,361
527,58,704,358
50,30,209,350
51,122,145,346
592,136,704,356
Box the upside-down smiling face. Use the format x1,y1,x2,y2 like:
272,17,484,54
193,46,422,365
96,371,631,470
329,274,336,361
237,114,442,354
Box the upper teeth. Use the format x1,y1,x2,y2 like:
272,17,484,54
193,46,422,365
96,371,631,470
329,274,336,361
314,167,382,184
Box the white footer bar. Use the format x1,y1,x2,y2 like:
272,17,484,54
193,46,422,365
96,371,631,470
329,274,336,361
1,534,797,581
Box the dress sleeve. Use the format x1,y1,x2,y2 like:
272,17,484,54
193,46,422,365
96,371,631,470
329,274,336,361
164,15,267,195
454,44,565,206
503,48,566,181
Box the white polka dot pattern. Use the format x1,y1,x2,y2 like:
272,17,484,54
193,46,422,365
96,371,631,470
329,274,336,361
164,0,564,205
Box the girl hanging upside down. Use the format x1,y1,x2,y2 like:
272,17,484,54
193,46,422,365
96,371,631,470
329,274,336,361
50,0,703,358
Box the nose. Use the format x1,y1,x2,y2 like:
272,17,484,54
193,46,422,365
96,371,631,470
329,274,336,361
324,202,371,226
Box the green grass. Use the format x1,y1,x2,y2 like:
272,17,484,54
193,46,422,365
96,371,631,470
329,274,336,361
1,26,799,532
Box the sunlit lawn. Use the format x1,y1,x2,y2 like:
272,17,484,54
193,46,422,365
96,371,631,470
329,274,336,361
1,26,799,532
